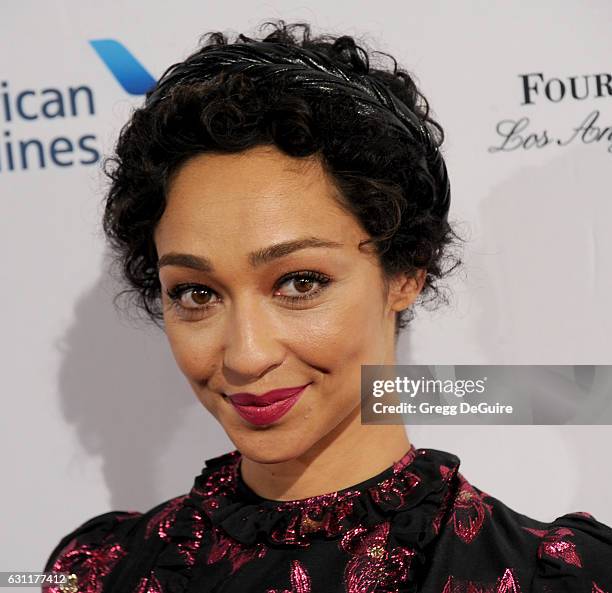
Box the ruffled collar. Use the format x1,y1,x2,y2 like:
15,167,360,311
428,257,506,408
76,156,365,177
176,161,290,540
187,445,461,549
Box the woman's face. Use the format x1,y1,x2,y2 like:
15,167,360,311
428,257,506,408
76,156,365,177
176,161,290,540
154,145,421,463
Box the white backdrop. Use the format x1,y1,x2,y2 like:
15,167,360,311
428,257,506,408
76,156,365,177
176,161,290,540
1,0,611,579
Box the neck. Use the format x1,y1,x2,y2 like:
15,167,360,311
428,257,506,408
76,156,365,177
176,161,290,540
239,417,412,501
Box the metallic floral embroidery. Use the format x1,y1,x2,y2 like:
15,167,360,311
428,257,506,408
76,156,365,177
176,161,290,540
539,527,583,567
266,559,311,593
192,448,427,546
134,570,164,593
176,506,206,566
432,471,460,536
340,521,415,593
42,537,128,593
524,526,583,568
193,453,240,515
367,445,420,510
439,466,493,544
207,525,267,573
442,567,522,593
368,471,421,508
144,495,188,540
144,494,205,566
593,582,610,593
268,491,361,545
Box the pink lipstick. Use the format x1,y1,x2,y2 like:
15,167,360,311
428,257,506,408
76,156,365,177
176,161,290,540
226,383,311,426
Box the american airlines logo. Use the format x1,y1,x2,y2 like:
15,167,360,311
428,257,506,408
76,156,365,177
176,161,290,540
89,39,156,95
0,40,155,174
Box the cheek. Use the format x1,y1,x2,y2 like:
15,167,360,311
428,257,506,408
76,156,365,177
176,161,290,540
288,286,385,373
163,321,221,383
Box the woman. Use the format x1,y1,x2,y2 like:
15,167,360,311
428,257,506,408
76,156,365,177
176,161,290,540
43,20,612,593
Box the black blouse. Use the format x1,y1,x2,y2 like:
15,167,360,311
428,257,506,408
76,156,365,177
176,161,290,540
43,445,612,592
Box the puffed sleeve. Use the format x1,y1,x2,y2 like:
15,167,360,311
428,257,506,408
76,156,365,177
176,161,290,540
529,512,612,592
42,510,141,593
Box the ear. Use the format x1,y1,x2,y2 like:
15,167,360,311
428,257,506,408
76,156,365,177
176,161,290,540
386,269,426,312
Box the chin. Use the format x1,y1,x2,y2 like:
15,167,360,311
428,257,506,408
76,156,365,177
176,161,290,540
229,428,318,464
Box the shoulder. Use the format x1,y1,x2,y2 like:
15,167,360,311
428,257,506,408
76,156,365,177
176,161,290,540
42,509,141,593
476,486,612,591
42,494,192,593
526,511,612,592
409,467,612,592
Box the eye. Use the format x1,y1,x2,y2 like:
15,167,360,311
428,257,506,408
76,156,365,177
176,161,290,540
165,284,220,318
164,270,332,320
274,271,331,304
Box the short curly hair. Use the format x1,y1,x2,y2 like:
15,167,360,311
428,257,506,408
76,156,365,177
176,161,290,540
101,19,461,336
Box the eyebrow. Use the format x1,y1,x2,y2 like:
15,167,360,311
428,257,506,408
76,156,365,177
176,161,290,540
157,236,343,272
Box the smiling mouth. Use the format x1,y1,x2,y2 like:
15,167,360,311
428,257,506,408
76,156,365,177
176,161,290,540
224,383,311,426
225,383,313,406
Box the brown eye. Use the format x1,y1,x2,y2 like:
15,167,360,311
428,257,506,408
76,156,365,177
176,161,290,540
294,278,314,293
275,271,331,302
166,284,220,313
191,288,213,305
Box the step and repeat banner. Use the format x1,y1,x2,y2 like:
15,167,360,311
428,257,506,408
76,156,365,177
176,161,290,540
1,0,610,576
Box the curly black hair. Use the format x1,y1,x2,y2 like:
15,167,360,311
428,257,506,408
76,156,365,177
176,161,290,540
101,19,462,336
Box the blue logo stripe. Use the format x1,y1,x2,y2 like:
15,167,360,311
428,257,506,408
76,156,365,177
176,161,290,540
89,39,156,95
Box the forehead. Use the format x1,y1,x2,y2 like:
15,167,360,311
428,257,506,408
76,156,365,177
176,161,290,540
155,146,365,248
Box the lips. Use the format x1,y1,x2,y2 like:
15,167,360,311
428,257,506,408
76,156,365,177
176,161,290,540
226,383,311,426
227,383,312,406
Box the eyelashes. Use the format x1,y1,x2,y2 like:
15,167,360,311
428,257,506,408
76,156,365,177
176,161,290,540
165,270,332,320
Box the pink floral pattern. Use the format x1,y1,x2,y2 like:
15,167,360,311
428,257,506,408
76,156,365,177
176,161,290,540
441,568,522,593
524,525,583,567
340,521,416,593
207,525,267,574
439,467,494,544
144,495,188,540
266,560,311,593
42,447,612,593
189,445,426,548
134,570,164,593
42,537,127,593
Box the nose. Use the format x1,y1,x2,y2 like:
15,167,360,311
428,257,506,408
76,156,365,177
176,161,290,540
222,296,285,381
